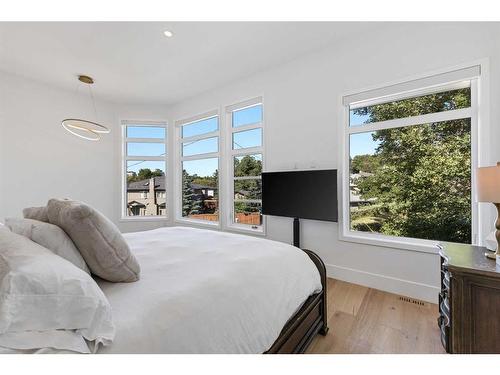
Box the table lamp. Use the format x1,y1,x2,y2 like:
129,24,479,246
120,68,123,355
477,162,500,261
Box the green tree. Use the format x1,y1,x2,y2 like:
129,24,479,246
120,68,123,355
182,170,202,216
138,168,163,180
234,155,262,177
127,172,137,183
192,171,217,188
127,168,164,182
351,154,380,174
233,155,262,201
234,155,262,219
353,88,471,243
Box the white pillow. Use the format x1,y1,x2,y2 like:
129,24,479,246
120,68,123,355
5,217,90,274
0,228,115,353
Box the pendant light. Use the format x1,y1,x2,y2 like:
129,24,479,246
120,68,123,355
61,75,110,141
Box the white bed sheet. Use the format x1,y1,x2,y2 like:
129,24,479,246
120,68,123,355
96,226,322,354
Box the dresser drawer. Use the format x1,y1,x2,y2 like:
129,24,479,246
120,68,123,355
439,243,500,353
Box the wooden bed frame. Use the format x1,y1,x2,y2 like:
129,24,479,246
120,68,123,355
265,249,329,353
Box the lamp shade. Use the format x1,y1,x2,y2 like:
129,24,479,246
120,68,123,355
477,162,500,203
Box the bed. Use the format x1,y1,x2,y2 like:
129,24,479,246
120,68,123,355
97,227,328,354
0,225,329,354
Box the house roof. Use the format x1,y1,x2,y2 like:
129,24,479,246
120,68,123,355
191,183,217,190
127,175,217,192
127,176,166,191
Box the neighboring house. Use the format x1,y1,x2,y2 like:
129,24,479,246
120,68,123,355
349,171,376,207
127,176,167,216
190,183,218,211
234,190,250,200
127,176,218,216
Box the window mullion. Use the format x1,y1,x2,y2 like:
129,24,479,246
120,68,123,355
180,131,220,143
234,176,261,181
230,122,262,133
234,199,262,204
180,152,219,162
125,138,165,143
348,107,472,135
230,146,263,156
125,156,165,161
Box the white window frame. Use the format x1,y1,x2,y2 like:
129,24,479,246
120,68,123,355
174,110,221,228
120,120,168,221
225,97,265,234
340,63,487,254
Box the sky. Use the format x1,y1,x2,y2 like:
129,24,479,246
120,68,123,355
126,105,263,177
350,132,380,157
349,110,370,127
349,110,380,157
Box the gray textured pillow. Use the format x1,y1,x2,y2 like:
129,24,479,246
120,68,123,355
5,217,90,274
23,206,49,222
47,198,140,282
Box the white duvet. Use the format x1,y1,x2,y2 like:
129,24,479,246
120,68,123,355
97,226,322,354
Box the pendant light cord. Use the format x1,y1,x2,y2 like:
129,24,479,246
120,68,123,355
88,83,99,122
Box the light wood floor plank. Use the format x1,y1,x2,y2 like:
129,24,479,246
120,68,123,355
306,278,445,354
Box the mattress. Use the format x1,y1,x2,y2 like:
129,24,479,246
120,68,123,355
96,226,322,353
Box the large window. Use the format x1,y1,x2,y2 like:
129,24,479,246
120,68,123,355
177,112,219,223
343,66,480,248
174,99,264,233
122,122,167,218
228,100,264,230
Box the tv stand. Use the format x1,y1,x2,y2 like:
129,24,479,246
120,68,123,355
293,217,300,248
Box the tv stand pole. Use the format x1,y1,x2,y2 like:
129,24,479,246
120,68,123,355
293,217,300,248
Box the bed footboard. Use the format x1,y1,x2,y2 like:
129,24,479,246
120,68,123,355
265,249,328,353
303,249,329,336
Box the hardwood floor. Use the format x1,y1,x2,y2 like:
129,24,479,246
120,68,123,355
307,278,446,354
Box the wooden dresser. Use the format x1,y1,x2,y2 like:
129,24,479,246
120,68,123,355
438,243,500,353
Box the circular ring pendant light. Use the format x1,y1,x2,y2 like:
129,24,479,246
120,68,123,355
61,75,110,141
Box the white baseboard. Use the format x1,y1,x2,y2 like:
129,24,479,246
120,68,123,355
325,264,440,303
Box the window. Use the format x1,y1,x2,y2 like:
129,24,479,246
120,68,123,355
177,113,219,224
228,100,264,230
342,65,480,249
122,122,167,218
174,99,264,233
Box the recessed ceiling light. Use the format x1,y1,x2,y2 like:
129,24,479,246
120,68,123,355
163,30,174,38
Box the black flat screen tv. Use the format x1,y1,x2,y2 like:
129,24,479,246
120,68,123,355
261,169,338,222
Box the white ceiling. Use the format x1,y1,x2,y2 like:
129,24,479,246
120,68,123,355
0,22,381,105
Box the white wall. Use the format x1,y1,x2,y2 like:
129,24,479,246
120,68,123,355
0,71,170,234
167,23,500,302
0,71,118,221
